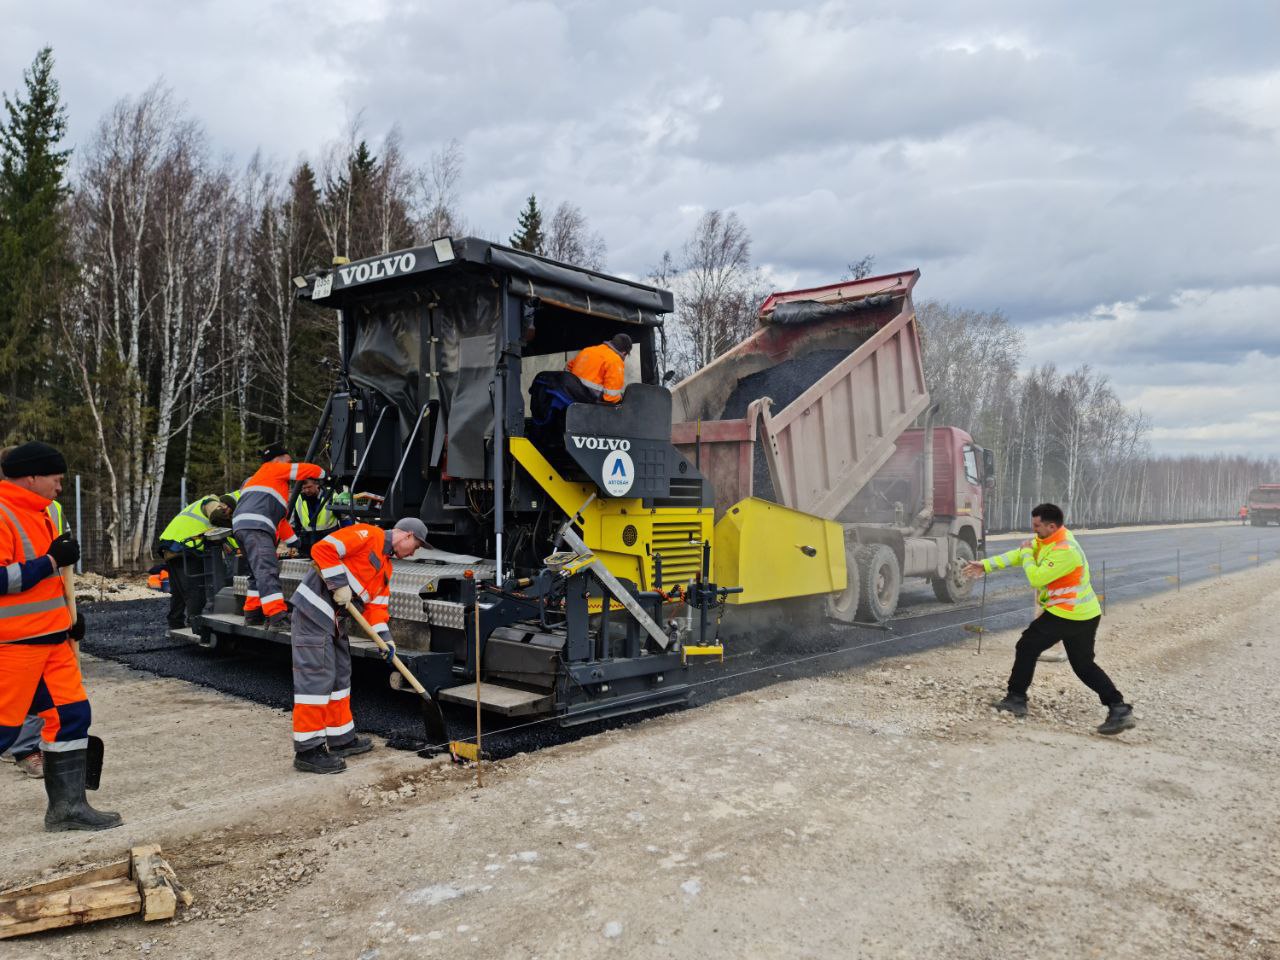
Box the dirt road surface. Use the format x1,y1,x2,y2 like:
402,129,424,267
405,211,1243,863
2,563,1277,959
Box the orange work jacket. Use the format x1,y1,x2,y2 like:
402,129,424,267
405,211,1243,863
232,461,325,543
566,343,625,403
0,481,72,644
311,524,393,639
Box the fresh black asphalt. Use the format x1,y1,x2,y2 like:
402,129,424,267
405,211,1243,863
80,523,1280,760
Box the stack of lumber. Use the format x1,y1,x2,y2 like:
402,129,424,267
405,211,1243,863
0,845,190,939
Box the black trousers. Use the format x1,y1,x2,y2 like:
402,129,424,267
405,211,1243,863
164,553,208,629
1007,613,1124,706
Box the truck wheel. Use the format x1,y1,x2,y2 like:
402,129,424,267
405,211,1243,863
825,543,862,623
931,540,976,604
856,544,901,623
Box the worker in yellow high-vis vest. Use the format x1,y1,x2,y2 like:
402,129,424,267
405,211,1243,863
965,502,1135,735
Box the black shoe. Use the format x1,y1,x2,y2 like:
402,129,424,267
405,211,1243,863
1097,703,1136,735
294,747,346,774
330,736,373,758
265,613,291,633
993,694,1028,717
43,749,123,832
244,608,265,626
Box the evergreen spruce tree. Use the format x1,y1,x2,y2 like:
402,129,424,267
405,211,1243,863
0,46,72,432
510,194,545,254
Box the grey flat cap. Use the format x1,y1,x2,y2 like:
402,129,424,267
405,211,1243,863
393,517,430,546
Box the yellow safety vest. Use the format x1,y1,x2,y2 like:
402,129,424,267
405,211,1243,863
982,527,1101,620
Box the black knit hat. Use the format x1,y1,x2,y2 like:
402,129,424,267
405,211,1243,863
609,332,633,355
1,441,67,478
260,442,288,462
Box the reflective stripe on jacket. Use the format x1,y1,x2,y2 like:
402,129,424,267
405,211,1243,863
159,496,219,549
566,343,626,404
47,500,66,535
232,462,324,541
309,524,394,640
0,481,72,643
296,495,338,533
982,526,1101,621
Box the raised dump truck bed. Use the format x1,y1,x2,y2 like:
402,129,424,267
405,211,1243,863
671,270,990,622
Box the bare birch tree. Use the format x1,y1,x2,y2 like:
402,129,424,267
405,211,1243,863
63,84,233,563
544,201,607,270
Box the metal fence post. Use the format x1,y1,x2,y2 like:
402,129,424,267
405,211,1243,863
1101,559,1106,614
75,475,83,575
180,475,187,508
1176,548,1181,591
1218,542,1223,579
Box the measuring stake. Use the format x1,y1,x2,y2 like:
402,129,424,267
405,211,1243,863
1100,560,1106,615
977,571,987,655
474,601,483,789
1177,548,1181,591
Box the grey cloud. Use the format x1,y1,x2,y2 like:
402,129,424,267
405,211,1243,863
8,0,1280,454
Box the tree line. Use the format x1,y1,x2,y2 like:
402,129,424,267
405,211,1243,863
0,51,616,564
0,50,1269,565
915,302,1277,529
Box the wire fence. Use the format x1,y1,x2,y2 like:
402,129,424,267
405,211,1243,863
416,533,1280,770
56,476,183,575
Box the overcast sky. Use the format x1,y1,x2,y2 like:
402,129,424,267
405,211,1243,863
5,1,1279,456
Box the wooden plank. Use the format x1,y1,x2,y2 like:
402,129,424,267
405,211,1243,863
130,846,178,922
0,878,140,939
0,860,128,899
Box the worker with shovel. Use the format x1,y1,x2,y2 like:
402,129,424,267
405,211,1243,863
288,518,429,774
965,502,1136,736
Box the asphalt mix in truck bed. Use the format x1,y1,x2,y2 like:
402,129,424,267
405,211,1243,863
81,523,1280,761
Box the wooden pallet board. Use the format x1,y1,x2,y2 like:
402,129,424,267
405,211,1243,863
0,845,190,940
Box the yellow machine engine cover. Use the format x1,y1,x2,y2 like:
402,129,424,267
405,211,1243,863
713,498,846,605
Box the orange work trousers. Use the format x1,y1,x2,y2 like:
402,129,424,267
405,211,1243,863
0,642,91,753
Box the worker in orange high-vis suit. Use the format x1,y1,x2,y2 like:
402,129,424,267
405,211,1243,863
287,518,428,774
566,332,631,404
0,442,121,831
231,443,325,632
966,501,1135,736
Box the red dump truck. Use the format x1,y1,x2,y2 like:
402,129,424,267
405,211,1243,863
1247,484,1280,526
670,270,993,622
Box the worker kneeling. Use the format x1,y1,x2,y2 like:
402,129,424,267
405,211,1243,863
289,518,429,774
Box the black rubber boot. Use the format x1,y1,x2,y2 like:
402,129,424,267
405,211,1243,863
993,694,1029,717
43,749,123,832
294,747,346,774
243,608,265,626
1097,703,1136,735
264,613,291,633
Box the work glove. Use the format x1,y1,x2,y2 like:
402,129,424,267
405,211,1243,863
48,534,80,569
379,636,396,664
69,612,86,642
275,541,291,558
331,585,353,607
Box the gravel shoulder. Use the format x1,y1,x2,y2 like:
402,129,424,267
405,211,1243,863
3,563,1277,959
